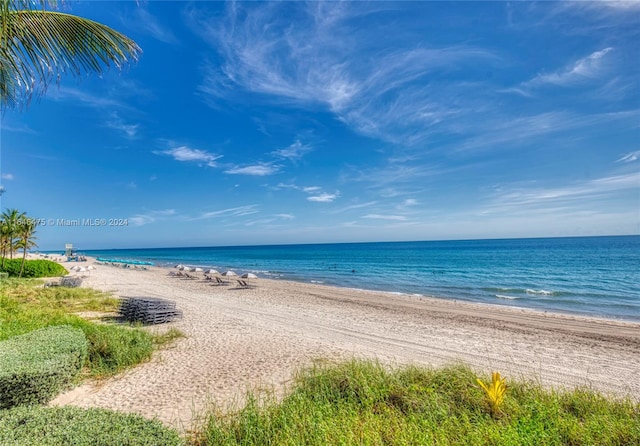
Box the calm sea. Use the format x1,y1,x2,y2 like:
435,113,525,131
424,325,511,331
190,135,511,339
83,236,640,322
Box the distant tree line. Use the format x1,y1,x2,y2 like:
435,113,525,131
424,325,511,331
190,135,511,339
0,208,38,277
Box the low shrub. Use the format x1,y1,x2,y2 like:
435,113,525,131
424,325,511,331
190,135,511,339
0,259,67,278
0,406,185,446
0,326,88,409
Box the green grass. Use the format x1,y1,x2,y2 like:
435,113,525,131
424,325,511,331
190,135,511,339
195,360,640,446
0,279,183,378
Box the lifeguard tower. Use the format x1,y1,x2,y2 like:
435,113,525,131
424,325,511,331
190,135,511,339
65,244,78,261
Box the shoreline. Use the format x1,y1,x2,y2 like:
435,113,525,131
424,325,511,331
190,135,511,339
28,254,640,431
42,250,640,324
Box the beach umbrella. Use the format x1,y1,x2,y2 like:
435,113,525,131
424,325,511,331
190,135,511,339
222,270,237,277
175,264,184,269
205,269,219,274
78,267,88,273
182,267,192,272
87,265,96,270
241,273,257,279
194,267,204,272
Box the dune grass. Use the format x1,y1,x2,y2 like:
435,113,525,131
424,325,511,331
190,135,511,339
0,279,182,378
194,360,639,446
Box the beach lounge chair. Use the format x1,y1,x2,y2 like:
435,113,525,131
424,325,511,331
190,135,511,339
212,277,229,286
236,279,255,289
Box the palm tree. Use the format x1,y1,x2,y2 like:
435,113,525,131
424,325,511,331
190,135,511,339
17,216,37,277
0,208,25,263
1,0,140,108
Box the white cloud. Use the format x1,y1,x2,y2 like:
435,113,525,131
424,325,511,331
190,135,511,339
129,209,176,226
225,163,280,176
333,201,378,213
1,174,14,180
453,110,639,153
193,205,259,220
484,172,640,213
50,87,129,110
271,140,313,161
307,192,339,202
523,48,614,88
155,146,222,167
192,2,501,146
617,151,640,163
132,8,178,44
106,112,139,138
362,214,407,221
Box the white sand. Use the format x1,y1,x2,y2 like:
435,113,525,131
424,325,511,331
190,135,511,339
47,257,640,431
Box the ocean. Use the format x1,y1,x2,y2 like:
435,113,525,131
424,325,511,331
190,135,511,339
83,236,640,322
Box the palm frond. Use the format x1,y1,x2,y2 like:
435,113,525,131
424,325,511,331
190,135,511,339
1,4,140,107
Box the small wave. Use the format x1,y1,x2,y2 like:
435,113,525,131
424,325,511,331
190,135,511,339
526,289,555,296
496,294,519,300
310,280,324,284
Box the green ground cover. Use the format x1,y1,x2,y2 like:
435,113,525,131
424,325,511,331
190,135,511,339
0,279,182,378
195,361,639,446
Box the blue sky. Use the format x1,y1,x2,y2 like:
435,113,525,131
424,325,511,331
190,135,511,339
1,1,639,250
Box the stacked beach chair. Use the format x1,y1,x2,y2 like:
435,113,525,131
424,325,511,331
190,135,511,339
60,276,83,288
118,297,183,325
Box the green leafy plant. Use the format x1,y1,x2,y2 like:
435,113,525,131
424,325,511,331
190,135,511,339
0,259,67,278
476,371,507,417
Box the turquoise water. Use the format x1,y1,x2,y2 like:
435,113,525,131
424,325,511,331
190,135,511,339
83,236,640,322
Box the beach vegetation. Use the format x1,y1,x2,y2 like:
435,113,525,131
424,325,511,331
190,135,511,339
0,406,185,445
0,0,140,109
476,371,507,417
0,280,180,378
0,258,67,278
0,325,87,409
194,360,639,446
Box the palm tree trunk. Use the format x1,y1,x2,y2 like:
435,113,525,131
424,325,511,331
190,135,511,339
19,248,26,277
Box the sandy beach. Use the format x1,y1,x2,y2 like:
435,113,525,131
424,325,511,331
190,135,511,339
45,256,640,432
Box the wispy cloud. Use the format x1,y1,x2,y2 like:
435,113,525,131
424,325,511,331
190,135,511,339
453,110,639,153
362,214,407,221
224,163,280,176
192,2,501,145
130,8,179,45
333,201,378,213
307,192,339,203
50,87,129,110
271,140,313,161
105,112,139,138
154,145,222,167
274,182,338,202
484,172,640,214
523,48,614,89
617,151,640,163
129,209,176,227
191,205,259,220
1,173,14,181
